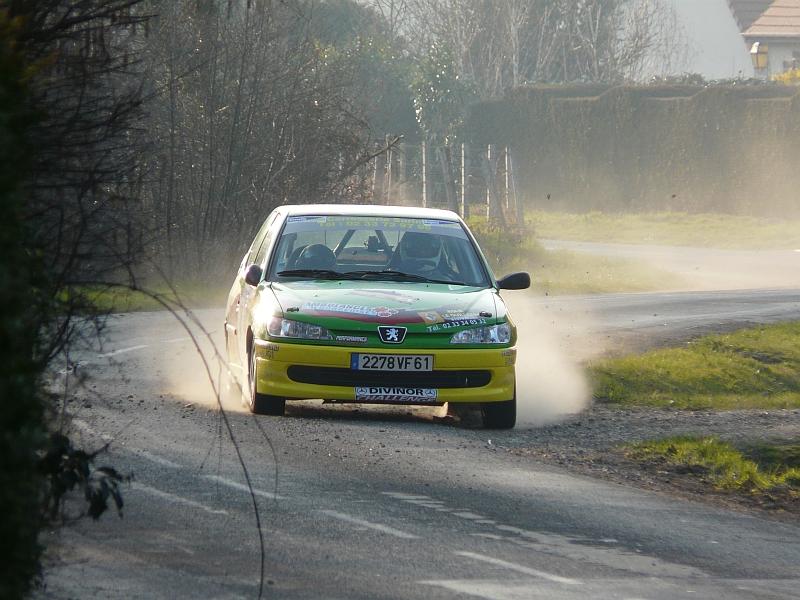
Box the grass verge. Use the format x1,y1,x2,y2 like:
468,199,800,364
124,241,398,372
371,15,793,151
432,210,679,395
469,218,684,294
591,322,800,409
529,210,800,250
62,284,228,313
625,437,800,497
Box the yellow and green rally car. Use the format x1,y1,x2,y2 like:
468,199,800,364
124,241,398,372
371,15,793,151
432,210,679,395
224,205,530,429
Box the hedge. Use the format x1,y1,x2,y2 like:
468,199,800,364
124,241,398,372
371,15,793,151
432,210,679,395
466,85,800,216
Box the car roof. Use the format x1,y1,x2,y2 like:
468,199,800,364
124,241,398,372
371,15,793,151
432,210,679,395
280,204,462,221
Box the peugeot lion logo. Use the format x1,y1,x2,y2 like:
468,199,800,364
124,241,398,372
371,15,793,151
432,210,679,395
378,326,407,344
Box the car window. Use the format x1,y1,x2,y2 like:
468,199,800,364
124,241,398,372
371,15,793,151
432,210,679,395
252,212,280,266
268,215,491,287
245,211,277,266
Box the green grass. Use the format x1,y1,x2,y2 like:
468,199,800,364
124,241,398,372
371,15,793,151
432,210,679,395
591,322,800,409
469,218,684,294
626,437,800,494
741,442,800,471
60,284,227,313
529,211,800,250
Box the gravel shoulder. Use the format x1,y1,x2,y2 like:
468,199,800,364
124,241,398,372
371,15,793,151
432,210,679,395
503,404,800,521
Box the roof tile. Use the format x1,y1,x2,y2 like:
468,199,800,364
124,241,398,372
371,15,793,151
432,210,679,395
744,0,800,38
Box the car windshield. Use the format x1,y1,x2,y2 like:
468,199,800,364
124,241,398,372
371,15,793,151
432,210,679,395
268,215,491,287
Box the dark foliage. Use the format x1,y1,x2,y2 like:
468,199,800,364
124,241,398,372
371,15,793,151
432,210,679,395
0,12,45,599
40,433,130,521
0,3,147,597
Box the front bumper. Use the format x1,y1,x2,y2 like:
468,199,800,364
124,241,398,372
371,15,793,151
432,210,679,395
253,340,516,404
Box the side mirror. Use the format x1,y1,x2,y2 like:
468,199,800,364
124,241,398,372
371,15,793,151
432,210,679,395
244,264,263,287
497,272,531,290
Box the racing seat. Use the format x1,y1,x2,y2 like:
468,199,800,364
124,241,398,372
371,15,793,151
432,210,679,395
293,244,336,270
390,231,444,276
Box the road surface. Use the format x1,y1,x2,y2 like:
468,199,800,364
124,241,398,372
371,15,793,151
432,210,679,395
39,288,800,599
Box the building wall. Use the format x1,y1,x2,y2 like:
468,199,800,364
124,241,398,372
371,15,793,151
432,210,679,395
767,41,800,73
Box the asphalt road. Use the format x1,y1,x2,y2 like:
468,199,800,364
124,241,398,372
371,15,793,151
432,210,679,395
39,288,800,600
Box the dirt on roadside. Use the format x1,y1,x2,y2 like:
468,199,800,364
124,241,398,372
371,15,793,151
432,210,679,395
503,404,800,521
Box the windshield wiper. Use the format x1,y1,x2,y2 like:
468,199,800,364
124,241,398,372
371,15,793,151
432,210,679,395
347,270,468,286
277,269,345,279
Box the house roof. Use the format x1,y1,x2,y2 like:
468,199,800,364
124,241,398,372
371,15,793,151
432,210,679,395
728,0,773,31
744,0,800,38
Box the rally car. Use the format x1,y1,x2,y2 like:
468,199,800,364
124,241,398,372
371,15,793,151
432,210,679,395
224,204,530,429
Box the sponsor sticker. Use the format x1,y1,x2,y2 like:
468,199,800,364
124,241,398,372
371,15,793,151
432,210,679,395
301,302,401,318
335,335,369,344
423,219,461,228
502,348,517,366
426,317,487,332
319,216,433,230
355,387,439,404
419,311,443,325
287,215,327,223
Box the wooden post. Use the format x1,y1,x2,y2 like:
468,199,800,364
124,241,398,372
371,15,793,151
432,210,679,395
438,145,458,214
385,135,392,204
486,144,492,218
421,140,428,208
397,143,406,186
373,150,385,205
371,156,378,201
460,143,467,218
504,146,510,211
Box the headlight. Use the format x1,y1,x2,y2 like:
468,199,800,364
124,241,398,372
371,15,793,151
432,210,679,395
450,323,511,344
267,317,332,340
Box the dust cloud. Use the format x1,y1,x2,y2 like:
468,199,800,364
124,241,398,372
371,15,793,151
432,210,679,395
155,310,249,414
505,295,592,427
153,301,594,427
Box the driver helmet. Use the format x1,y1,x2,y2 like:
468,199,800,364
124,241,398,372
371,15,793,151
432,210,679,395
398,232,442,271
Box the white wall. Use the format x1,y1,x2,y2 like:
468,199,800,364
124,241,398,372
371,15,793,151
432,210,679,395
767,41,800,75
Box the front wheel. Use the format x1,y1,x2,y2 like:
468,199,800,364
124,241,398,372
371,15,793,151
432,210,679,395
481,396,516,429
248,352,286,416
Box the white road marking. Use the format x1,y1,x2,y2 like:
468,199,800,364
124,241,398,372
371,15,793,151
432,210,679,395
162,336,192,344
131,482,228,516
385,491,705,578
318,510,418,539
419,579,539,599
90,336,190,361
97,344,149,359
382,492,431,500
455,551,581,585
453,511,490,521
203,475,284,501
136,450,181,469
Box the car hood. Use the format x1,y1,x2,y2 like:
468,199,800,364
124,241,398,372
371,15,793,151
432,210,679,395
267,280,506,333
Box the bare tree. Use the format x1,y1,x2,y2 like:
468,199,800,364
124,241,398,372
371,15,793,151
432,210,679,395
6,0,149,360
140,1,377,278
366,0,409,40
403,0,686,94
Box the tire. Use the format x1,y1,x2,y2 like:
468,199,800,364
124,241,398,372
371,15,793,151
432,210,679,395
481,396,516,429
248,351,286,416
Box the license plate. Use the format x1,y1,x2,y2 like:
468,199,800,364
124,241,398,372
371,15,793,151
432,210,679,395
351,353,433,372
355,387,438,404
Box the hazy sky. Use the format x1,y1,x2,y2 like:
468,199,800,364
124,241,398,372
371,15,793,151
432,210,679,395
669,0,753,78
